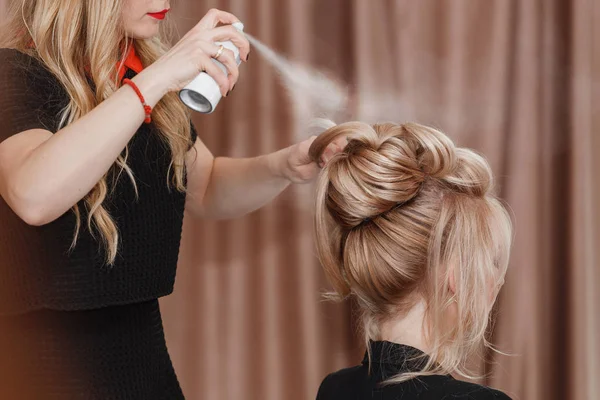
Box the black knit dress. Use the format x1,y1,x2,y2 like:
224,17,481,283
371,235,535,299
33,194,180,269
0,49,196,399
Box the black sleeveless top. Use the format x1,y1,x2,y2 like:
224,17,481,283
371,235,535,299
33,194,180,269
0,48,197,315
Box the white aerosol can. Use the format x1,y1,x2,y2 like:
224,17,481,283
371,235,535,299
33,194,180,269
179,22,245,113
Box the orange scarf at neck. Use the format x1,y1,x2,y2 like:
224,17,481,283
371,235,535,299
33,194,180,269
25,38,144,83
117,44,144,82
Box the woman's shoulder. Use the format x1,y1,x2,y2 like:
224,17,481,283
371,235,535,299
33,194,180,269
0,48,67,137
315,365,367,399
0,47,39,67
433,375,512,399
0,47,55,80
0,47,64,93
0,47,26,58
316,366,512,400
389,375,512,400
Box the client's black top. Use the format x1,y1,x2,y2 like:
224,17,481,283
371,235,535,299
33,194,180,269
317,341,512,400
0,48,197,399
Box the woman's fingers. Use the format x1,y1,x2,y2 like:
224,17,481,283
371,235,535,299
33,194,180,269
319,143,343,167
196,51,231,96
332,136,349,150
208,25,250,62
214,48,239,90
197,8,241,30
198,42,238,91
175,9,247,94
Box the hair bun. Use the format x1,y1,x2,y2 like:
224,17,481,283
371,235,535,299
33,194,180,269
310,122,429,227
398,122,457,178
444,148,494,196
309,122,468,228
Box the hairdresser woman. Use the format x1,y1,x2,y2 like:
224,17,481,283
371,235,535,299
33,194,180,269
0,1,339,398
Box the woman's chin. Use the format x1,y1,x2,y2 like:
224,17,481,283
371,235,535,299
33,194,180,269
126,25,160,40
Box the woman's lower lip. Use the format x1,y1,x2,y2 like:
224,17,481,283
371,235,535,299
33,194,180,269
148,12,166,20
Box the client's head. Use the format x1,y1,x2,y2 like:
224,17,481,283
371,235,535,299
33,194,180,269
309,121,512,381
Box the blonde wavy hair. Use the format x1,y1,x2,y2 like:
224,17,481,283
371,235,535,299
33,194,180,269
0,0,193,264
309,121,512,382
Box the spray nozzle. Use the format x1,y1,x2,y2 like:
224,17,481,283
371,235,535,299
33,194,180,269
232,22,245,32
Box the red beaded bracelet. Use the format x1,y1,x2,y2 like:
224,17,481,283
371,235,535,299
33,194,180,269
123,78,152,124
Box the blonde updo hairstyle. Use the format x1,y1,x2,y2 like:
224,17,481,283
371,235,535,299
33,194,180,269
309,121,512,382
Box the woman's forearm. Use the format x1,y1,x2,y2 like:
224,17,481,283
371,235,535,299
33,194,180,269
5,72,166,225
195,148,291,220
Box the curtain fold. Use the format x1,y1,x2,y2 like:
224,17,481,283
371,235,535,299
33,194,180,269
569,0,600,398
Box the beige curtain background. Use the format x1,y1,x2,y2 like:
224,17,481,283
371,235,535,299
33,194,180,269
163,1,600,399
1,1,598,399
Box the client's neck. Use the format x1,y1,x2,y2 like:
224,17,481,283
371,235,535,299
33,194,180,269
379,299,428,353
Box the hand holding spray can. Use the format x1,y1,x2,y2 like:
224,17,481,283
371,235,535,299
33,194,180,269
179,22,245,113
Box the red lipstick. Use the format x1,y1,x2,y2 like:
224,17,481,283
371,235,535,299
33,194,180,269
147,9,169,20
